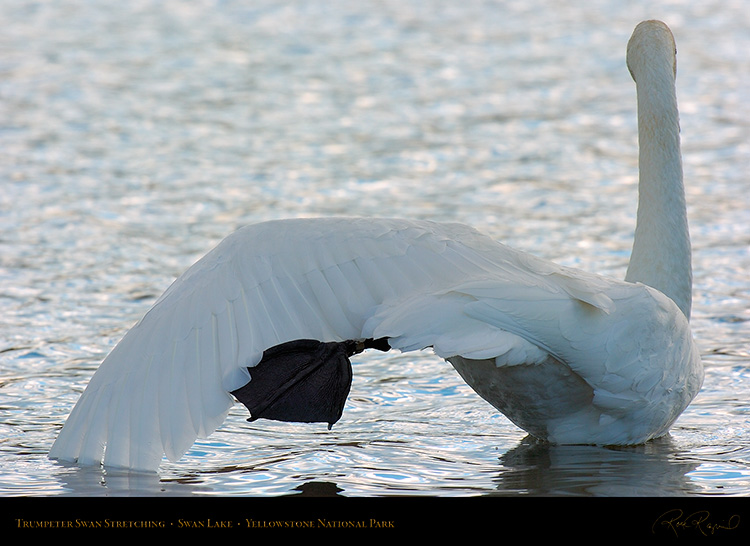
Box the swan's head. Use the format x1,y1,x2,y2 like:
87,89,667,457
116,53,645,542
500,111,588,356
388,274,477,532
626,20,677,83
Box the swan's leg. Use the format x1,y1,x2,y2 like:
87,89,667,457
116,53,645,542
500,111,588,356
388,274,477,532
231,338,389,429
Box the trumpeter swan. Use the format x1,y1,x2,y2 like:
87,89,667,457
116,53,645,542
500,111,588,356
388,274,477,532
49,20,702,472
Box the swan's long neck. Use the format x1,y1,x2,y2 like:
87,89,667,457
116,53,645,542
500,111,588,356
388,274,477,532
624,22,692,320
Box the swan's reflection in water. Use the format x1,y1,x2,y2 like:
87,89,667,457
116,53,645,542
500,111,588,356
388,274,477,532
49,433,701,497
265,435,701,497
490,436,701,496
50,461,204,496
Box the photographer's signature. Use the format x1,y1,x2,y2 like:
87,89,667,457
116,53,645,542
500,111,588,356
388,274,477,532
652,509,740,537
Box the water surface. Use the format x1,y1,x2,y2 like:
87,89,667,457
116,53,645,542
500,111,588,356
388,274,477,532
1,0,748,501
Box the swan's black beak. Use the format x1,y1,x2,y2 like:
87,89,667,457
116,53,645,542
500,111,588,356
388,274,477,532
231,338,390,429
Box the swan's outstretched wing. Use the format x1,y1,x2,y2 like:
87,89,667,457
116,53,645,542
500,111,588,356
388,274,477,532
49,217,694,471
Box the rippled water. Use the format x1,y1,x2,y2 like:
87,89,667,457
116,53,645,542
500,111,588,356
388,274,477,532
1,0,749,503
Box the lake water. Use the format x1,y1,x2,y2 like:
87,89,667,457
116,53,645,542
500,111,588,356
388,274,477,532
1,0,749,511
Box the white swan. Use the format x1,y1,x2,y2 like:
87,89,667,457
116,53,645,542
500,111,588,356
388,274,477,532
49,20,702,472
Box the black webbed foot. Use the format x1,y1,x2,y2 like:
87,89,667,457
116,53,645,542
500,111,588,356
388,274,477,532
231,338,389,429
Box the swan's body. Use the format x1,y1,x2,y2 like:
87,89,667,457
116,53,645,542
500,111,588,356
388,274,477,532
50,21,703,472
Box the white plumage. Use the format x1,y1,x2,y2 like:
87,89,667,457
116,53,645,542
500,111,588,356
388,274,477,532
49,20,703,472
